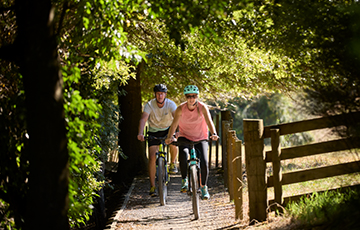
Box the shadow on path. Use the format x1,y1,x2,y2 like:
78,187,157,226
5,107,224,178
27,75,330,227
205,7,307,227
108,168,245,230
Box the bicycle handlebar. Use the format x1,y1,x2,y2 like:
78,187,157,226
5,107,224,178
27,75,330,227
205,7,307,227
145,135,168,141
145,135,178,146
176,138,206,146
146,135,214,146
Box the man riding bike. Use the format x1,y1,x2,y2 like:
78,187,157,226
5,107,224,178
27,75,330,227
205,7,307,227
137,84,179,196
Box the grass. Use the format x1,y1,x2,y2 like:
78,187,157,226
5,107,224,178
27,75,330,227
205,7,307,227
260,149,360,229
286,189,360,228
267,150,360,200
242,188,360,230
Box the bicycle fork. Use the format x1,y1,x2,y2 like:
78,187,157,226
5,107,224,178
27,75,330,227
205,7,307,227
188,149,202,193
156,154,170,184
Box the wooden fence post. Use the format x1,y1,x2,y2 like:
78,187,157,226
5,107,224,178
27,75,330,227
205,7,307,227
216,113,220,168
271,129,282,213
221,121,227,188
221,110,232,171
227,130,236,201
243,119,267,223
222,121,230,188
232,135,243,220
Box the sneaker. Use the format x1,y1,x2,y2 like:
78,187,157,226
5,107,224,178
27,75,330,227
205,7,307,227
169,163,178,174
149,186,156,197
201,185,210,200
181,178,188,193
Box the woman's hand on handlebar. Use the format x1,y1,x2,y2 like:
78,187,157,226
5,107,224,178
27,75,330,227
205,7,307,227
210,134,219,141
137,134,145,142
165,136,176,145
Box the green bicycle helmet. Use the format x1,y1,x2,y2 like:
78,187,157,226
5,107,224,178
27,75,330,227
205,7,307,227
183,85,199,95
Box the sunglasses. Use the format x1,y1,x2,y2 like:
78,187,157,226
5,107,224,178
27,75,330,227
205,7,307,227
186,94,197,99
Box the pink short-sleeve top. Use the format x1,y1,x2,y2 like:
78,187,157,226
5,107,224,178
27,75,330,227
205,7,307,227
178,101,208,141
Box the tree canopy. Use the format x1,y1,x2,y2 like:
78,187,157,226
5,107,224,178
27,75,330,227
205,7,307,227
237,0,360,116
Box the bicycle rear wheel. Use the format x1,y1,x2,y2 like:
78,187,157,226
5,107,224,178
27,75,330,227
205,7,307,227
190,165,200,219
158,157,167,206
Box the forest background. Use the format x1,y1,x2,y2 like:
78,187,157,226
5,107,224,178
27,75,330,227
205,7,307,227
1,0,360,229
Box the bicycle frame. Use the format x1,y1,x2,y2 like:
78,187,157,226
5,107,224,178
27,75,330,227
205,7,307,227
146,135,170,206
156,142,169,186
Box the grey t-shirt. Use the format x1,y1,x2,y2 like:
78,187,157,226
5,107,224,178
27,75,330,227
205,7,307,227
144,98,177,132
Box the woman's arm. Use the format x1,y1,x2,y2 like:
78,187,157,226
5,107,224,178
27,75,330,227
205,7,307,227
165,106,182,144
202,105,219,141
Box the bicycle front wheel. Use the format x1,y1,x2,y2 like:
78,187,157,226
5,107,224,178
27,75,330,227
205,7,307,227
190,164,200,219
158,157,167,206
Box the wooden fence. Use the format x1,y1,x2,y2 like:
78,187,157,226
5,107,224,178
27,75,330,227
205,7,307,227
210,110,244,220
243,111,360,223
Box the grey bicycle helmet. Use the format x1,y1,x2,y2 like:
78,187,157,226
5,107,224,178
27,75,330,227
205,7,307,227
183,85,199,95
153,84,168,93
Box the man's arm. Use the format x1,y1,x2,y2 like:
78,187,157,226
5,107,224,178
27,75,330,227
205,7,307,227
137,112,149,141
171,110,180,137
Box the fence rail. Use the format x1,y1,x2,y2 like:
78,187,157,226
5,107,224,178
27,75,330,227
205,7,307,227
268,161,360,187
263,111,360,138
244,112,360,223
265,136,360,162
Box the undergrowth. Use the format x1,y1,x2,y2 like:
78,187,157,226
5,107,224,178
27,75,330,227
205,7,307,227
286,189,360,229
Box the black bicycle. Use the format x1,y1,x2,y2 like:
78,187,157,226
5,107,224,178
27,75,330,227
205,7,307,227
146,135,170,206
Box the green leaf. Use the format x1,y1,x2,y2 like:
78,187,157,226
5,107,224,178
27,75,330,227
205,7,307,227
83,17,89,29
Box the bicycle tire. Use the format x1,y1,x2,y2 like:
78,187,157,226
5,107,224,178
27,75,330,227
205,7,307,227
190,165,200,219
158,157,167,206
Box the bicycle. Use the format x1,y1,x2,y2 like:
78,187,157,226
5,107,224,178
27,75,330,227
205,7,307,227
177,138,205,220
145,135,171,206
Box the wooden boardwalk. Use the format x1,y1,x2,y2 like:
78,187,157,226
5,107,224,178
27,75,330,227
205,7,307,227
107,168,245,230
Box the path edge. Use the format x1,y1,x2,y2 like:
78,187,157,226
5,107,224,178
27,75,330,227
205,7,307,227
105,177,137,230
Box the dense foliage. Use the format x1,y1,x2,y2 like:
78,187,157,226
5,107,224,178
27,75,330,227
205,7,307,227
0,61,28,228
0,0,137,228
238,0,360,117
2,0,360,229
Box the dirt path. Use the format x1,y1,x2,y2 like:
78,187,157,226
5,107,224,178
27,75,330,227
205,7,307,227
108,168,245,230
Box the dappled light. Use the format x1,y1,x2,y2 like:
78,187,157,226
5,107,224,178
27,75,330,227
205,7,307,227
1,0,360,229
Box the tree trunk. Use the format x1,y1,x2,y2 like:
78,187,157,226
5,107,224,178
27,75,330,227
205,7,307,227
15,0,69,229
116,61,147,182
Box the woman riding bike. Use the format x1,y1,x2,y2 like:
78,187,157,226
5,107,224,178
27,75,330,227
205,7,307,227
165,85,219,199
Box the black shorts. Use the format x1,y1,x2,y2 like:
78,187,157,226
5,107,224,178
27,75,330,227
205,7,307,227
147,128,170,147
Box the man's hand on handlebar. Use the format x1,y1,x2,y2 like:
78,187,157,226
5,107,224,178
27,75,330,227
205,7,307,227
137,134,145,142
175,131,180,138
165,136,176,145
